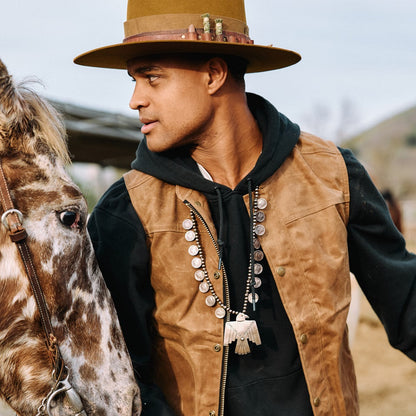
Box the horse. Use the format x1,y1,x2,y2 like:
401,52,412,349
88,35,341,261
0,59,141,415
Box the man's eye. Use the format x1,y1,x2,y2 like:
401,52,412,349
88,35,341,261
147,75,159,83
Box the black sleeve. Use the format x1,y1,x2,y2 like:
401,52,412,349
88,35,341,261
87,178,175,416
340,148,416,360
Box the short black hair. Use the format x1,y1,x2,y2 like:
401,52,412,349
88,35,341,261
196,54,247,84
220,54,248,84
179,53,248,85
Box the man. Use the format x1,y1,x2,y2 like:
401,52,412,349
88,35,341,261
75,1,416,415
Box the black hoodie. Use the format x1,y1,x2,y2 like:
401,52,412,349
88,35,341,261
88,93,416,415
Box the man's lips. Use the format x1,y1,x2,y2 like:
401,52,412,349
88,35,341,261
140,119,157,135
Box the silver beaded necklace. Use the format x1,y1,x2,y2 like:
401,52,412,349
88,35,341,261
183,186,267,355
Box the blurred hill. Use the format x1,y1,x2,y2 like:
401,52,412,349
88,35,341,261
341,104,416,199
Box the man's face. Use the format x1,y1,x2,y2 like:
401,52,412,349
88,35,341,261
127,55,214,153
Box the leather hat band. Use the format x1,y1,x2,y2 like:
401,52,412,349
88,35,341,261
123,28,253,44
124,13,249,40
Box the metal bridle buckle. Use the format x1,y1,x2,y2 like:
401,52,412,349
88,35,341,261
46,372,87,416
1,208,23,230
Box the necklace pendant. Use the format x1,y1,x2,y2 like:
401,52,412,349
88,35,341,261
223,313,261,355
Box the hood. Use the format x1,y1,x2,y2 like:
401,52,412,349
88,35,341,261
131,93,300,195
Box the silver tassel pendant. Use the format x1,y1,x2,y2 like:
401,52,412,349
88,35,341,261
223,313,261,355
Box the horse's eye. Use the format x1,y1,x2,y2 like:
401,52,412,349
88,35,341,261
59,210,81,228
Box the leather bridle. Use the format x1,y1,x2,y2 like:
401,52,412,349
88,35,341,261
0,158,87,416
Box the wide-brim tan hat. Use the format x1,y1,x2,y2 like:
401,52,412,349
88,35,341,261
74,0,301,73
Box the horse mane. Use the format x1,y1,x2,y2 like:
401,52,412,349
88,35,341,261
0,59,70,165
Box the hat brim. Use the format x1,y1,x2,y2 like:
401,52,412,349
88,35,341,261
74,40,301,73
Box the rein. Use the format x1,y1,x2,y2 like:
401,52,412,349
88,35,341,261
0,158,86,416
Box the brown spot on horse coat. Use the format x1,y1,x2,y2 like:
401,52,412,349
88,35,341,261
79,364,98,383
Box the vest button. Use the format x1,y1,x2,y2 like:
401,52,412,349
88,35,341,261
313,397,321,407
194,200,202,207
214,271,221,279
209,411,216,416
214,344,221,352
277,266,286,276
300,333,308,344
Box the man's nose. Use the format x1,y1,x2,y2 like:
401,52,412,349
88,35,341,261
129,83,148,110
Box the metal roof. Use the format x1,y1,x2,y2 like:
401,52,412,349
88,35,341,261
51,100,143,169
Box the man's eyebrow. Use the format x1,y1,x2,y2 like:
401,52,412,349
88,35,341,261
128,65,162,77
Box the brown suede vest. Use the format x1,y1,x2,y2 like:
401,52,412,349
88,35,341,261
124,132,358,416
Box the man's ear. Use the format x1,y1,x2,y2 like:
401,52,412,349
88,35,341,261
206,57,228,95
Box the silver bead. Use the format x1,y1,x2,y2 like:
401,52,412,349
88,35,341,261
205,295,216,307
254,263,263,275
194,270,205,281
188,245,199,256
248,293,259,304
254,224,265,236
256,211,266,222
182,219,193,230
215,307,226,319
257,198,268,210
254,250,264,261
191,257,202,269
199,282,209,293
185,230,196,241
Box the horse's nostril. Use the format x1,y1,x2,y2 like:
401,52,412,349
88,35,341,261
132,391,142,415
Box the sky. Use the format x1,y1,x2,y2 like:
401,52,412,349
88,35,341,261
0,0,415,142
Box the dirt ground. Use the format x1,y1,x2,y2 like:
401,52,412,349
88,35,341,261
352,296,416,416
353,214,416,416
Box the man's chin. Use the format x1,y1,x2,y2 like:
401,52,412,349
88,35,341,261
146,139,194,156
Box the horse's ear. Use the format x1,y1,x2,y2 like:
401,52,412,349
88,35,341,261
0,59,14,109
0,59,13,154
0,59,22,122
0,59,36,156
0,59,69,163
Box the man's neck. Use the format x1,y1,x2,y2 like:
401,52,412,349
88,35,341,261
190,98,262,189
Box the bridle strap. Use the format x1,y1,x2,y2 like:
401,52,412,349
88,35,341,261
0,158,86,415
0,158,65,379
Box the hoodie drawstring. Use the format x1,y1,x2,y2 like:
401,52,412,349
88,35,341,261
215,187,225,270
247,178,257,312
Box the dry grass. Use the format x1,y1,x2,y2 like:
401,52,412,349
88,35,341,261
352,212,416,416
352,298,416,416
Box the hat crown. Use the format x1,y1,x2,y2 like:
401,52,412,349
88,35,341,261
127,0,247,23
74,0,301,72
